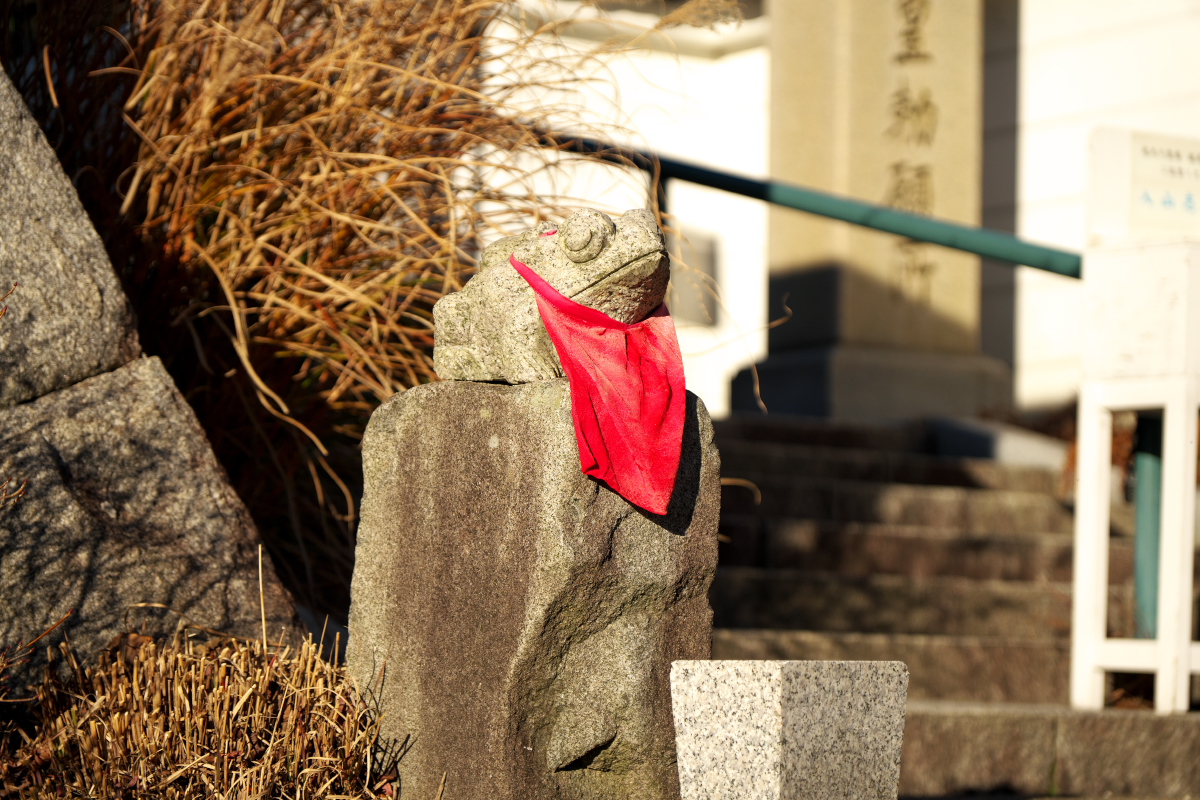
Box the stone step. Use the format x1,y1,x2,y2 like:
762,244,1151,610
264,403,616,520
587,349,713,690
721,479,1076,535
718,439,1060,494
713,416,923,453
718,515,1134,584
711,629,1069,705
899,701,1200,797
710,567,1135,638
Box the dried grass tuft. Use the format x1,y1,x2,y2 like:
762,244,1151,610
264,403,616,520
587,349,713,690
119,0,553,419
0,633,389,799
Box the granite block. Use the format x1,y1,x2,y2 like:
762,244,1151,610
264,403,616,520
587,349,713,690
671,660,909,800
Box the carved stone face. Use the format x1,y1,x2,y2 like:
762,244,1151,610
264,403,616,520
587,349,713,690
432,208,669,383
511,208,668,325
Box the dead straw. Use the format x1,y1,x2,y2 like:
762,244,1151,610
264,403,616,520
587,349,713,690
0,633,389,799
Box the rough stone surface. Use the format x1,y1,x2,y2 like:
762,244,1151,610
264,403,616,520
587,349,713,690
346,379,719,800
0,358,299,690
711,630,1069,705
0,70,138,407
670,660,909,800
900,701,1200,797
433,208,668,383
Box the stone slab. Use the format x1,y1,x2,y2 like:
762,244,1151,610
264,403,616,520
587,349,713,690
0,358,299,689
347,379,720,800
713,416,923,453
716,516,1132,584
711,630,1069,705
927,416,1069,472
671,660,909,800
710,568,1137,639
901,701,1200,797
0,69,138,407
720,478,1074,535
717,439,1060,493
731,344,1011,423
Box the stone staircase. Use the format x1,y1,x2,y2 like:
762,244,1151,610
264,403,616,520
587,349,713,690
710,415,1200,798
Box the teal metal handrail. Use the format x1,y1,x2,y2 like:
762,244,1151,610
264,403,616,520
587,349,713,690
561,138,1083,279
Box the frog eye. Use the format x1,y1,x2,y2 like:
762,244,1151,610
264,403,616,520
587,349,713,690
559,209,615,263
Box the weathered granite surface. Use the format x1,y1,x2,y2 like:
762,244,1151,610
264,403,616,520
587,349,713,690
347,379,720,800
900,701,1200,797
0,358,299,690
671,660,909,800
0,70,138,407
433,208,668,383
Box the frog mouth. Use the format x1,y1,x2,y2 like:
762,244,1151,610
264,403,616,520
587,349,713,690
566,247,667,300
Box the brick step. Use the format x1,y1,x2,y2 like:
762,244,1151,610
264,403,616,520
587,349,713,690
710,568,1136,638
721,479,1075,535
711,629,1068,705
713,416,923,453
718,515,1134,583
717,439,1060,494
900,701,1200,797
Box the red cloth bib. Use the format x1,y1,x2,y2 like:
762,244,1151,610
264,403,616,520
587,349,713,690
510,252,685,515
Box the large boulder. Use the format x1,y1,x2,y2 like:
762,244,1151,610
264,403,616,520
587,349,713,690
347,379,720,800
0,358,299,689
0,70,138,408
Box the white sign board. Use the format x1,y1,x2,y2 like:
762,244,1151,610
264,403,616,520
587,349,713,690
1088,128,1200,245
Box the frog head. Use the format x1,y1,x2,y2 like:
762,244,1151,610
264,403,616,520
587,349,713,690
432,208,669,383
511,208,669,323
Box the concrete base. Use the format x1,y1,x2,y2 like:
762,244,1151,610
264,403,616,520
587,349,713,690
731,344,1012,422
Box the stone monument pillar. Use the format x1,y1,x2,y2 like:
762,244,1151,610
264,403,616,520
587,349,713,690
347,209,720,800
735,0,1010,420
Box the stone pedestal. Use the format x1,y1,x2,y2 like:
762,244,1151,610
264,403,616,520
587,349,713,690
671,660,909,800
753,0,1009,420
346,379,720,800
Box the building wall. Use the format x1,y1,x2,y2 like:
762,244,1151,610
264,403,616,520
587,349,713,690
551,12,772,418
995,0,1200,410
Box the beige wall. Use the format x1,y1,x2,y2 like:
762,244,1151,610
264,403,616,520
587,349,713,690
769,0,983,355
1004,0,1200,410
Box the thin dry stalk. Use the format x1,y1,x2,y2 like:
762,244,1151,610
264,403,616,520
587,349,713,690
0,479,25,512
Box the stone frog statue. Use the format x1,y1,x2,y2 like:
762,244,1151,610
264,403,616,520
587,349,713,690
432,208,669,383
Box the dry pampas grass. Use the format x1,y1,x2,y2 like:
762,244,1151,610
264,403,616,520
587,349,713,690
117,0,591,419
110,0,608,615
0,633,387,799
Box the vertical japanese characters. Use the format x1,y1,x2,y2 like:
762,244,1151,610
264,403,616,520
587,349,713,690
884,0,938,302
